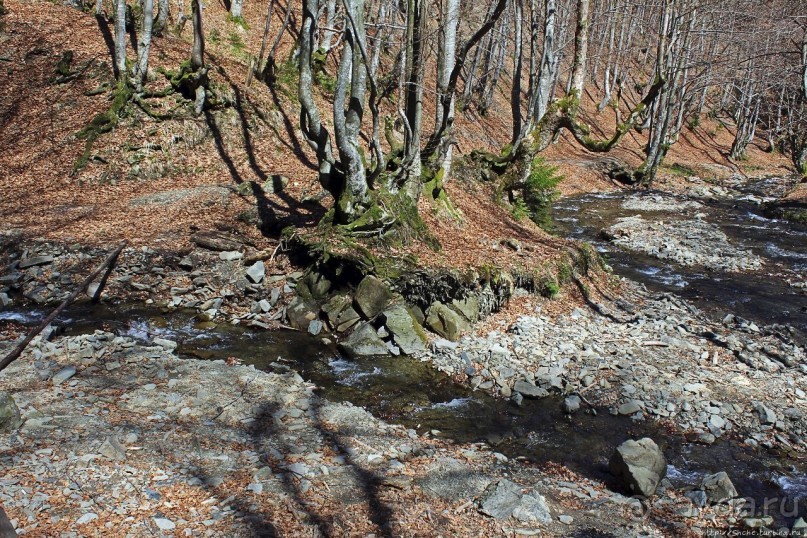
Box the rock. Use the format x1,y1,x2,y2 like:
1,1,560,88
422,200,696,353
478,480,551,523
700,472,737,504
793,517,806,534
51,366,77,386
426,301,470,341
153,517,176,531
382,305,428,355
558,515,573,524
76,513,98,525
192,231,243,252
262,174,289,194
246,261,265,284
308,319,323,336
0,292,10,307
354,276,392,319
562,395,582,414
99,436,127,461
219,251,243,261
416,457,491,501
0,391,22,433
258,299,272,313
618,400,643,415
19,255,54,269
451,295,480,323
338,323,389,358
178,256,194,270
609,438,667,497
287,297,318,331
304,271,332,300
153,338,177,351
685,490,707,507
743,516,773,529
754,402,777,425
335,307,361,333
513,380,549,399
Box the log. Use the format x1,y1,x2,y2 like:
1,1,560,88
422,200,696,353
0,241,127,373
191,231,243,252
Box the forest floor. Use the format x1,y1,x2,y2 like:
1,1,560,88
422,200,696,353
1,0,806,536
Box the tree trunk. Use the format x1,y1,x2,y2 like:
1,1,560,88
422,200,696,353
401,0,425,184
230,0,243,19
153,0,169,35
435,0,460,177
114,0,127,82
320,0,338,52
253,0,275,83
191,0,206,113
133,0,154,92
569,0,590,99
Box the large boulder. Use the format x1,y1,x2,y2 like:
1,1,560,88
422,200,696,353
286,296,318,330
609,438,667,497
425,301,470,341
382,304,428,355
354,276,393,319
338,323,389,358
451,295,480,323
0,392,22,433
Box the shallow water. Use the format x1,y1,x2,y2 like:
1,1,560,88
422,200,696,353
551,185,807,343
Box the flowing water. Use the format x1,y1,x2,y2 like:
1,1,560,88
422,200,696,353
551,182,807,344
3,183,806,526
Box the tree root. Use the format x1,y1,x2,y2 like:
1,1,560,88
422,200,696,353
72,81,132,175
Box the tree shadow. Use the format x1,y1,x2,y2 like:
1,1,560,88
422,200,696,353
94,14,118,79
202,65,325,237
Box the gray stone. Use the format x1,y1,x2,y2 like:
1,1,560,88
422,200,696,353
308,319,323,336
743,516,773,529
258,299,272,313
754,402,777,425
426,301,470,341
513,380,549,399
558,515,573,524
287,296,318,330
246,261,265,284
383,304,428,355
338,323,389,358
793,517,806,535
335,307,361,333
179,256,194,270
451,295,480,323
685,490,707,507
609,438,667,497
562,395,582,414
478,480,551,524
153,518,176,531
0,391,22,433
354,276,392,319
153,338,177,351
219,251,243,261
619,400,643,416
19,255,54,269
52,366,77,385
701,472,737,504
262,174,289,194
99,436,127,461
0,292,10,307
417,458,491,501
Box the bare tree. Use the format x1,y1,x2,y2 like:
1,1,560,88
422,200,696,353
133,0,154,92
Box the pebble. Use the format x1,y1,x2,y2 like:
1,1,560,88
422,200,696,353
51,366,77,385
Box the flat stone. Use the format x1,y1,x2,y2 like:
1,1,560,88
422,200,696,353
246,261,265,284
513,380,549,399
76,513,98,525
258,299,272,313
153,338,177,351
618,400,643,415
153,518,176,531
701,472,737,504
308,319,323,336
19,255,54,269
219,251,243,261
52,366,77,385
754,402,777,425
426,301,470,341
99,436,127,461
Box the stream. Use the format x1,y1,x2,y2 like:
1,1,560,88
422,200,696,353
2,179,806,526
551,181,807,345
3,297,807,526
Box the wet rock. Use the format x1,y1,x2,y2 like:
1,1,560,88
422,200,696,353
354,276,392,319
0,391,22,433
153,337,177,351
0,292,10,307
701,472,737,504
513,380,549,399
618,400,643,416
246,261,265,284
609,438,667,497
287,297,318,330
308,319,323,336
304,271,332,300
477,480,551,523
52,366,77,386
562,395,582,414
426,301,470,341
382,304,428,355
338,323,389,358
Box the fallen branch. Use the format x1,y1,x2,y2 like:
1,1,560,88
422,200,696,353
0,241,127,373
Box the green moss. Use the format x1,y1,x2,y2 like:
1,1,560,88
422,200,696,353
227,14,249,29
73,80,133,174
